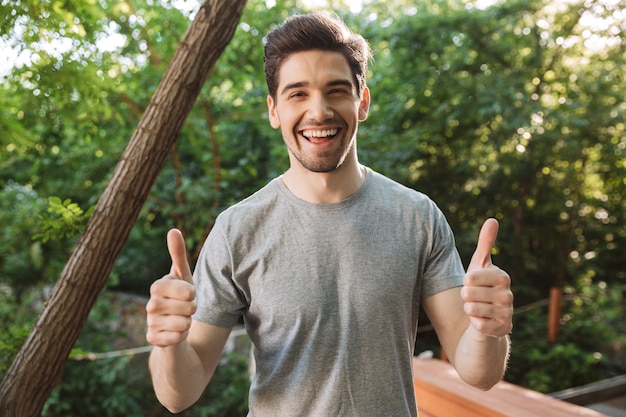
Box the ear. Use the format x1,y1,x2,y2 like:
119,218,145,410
267,95,280,129
358,87,370,121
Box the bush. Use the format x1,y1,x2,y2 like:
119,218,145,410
0,288,40,379
506,280,626,393
43,292,250,417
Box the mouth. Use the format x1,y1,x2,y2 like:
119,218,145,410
300,128,339,144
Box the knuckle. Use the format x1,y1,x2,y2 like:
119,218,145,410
145,313,161,329
463,273,475,286
182,286,196,301
187,300,198,316
146,328,164,345
460,286,470,300
145,298,159,314
146,314,154,327
505,291,514,304
497,270,511,285
470,318,488,333
149,278,167,295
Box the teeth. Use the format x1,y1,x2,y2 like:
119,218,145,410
302,129,338,138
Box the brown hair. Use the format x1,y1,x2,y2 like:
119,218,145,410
264,12,372,99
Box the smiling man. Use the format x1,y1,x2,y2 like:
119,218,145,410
146,12,513,417
269,49,367,172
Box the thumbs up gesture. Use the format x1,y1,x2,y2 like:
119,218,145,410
460,219,514,338
146,229,197,347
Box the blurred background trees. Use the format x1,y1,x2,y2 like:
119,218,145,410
1,0,625,414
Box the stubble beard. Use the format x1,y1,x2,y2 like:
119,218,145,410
289,136,355,173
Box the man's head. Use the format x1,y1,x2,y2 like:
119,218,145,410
264,12,372,100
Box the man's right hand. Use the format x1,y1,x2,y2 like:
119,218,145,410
146,229,197,347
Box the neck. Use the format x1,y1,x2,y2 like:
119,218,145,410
282,156,366,204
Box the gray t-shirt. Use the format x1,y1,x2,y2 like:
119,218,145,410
193,168,464,416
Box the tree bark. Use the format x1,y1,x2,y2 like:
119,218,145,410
0,1,247,415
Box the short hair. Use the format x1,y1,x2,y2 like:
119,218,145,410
264,12,372,99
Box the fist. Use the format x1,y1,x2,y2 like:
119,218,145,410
146,229,197,347
461,219,514,338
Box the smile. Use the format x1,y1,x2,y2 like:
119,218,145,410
301,128,338,139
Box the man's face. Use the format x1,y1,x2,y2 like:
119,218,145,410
267,50,370,173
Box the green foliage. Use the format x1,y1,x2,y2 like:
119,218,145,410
507,281,626,392
0,181,49,295
33,197,95,243
357,0,626,306
0,291,33,377
0,325,30,375
43,356,144,417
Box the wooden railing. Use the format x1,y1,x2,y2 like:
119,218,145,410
551,374,626,406
413,357,610,417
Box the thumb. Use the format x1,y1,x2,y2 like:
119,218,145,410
468,218,499,271
167,228,193,283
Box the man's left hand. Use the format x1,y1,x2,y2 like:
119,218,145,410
461,218,514,338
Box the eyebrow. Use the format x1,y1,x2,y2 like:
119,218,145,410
280,79,355,96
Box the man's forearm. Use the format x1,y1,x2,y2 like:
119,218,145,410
149,342,209,413
453,325,510,390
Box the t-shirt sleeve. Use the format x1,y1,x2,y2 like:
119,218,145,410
192,219,247,328
420,204,465,300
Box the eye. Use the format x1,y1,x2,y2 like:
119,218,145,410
288,91,306,99
328,87,354,98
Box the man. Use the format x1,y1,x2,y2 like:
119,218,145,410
146,11,513,416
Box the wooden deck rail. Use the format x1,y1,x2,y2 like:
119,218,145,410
551,374,626,406
413,358,610,417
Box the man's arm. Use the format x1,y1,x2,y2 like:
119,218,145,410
423,219,513,390
146,229,233,413
148,320,231,413
423,287,510,390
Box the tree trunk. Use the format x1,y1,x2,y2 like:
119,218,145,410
0,1,247,415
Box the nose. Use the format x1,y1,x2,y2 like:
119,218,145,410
307,92,334,121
